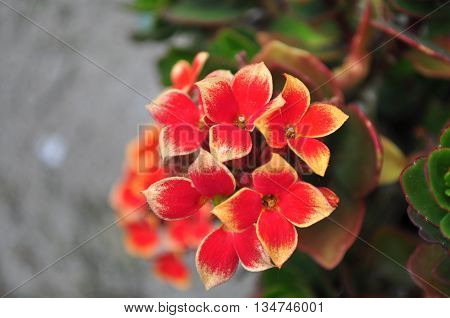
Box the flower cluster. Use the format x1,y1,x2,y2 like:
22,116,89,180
144,52,349,289
110,125,214,290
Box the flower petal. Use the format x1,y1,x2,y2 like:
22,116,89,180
296,103,348,138
196,226,239,289
159,125,205,159
212,188,262,232
191,51,209,82
154,253,191,290
232,62,273,120
143,177,204,220
254,106,287,148
170,60,191,90
318,187,339,208
188,149,236,197
288,137,330,176
256,209,297,267
252,153,298,194
248,93,285,131
147,89,200,126
278,181,335,228
206,69,233,81
280,73,310,125
124,218,159,259
209,124,252,162
233,225,273,271
196,77,239,124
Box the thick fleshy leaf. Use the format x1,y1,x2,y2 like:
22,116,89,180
196,226,239,289
407,207,450,248
143,177,205,220
288,138,330,177
401,157,447,226
154,253,191,290
379,135,408,185
233,225,273,271
212,188,262,232
333,3,372,90
280,73,310,125
298,194,365,269
170,60,191,90
407,244,450,297
147,89,200,125
427,148,450,211
124,218,159,259
252,40,344,104
327,104,382,198
209,124,252,162
252,153,298,194
232,62,272,122
254,106,287,148
440,213,450,239
188,149,236,197
196,77,238,124
278,181,335,228
440,126,450,147
159,125,205,158
296,104,349,138
256,209,297,268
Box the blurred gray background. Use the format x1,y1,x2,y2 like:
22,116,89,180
0,0,258,297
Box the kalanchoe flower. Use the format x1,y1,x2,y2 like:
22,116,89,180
154,252,191,290
146,90,207,159
195,62,283,162
171,52,209,93
212,153,338,267
196,224,273,289
256,74,349,176
143,149,236,220
123,215,160,259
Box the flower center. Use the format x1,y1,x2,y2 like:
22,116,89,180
234,115,247,129
262,194,277,209
285,126,296,139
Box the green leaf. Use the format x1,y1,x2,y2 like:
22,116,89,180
405,49,450,79
327,105,382,198
440,127,450,147
401,157,447,225
440,213,450,239
407,207,450,248
208,28,259,69
162,0,244,27
252,41,344,103
127,0,170,12
428,148,450,211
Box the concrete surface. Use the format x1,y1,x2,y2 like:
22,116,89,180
0,0,258,297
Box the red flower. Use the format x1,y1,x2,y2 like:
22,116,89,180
123,215,160,259
196,224,272,289
146,90,207,159
154,252,191,290
195,62,283,162
211,153,338,268
171,52,209,93
143,149,236,220
255,74,349,176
